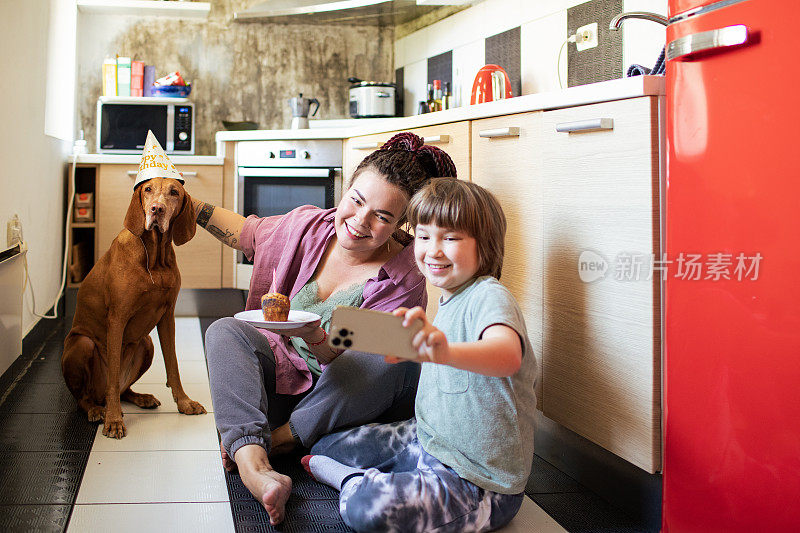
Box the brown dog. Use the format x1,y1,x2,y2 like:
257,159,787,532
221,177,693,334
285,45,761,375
62,177,206,439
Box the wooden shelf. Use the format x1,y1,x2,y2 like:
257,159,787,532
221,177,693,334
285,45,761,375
71,222,96,228
76,0,211,18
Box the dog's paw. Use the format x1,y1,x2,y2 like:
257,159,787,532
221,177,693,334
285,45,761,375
123,391,161,409
177,398,207,415
87,405,105,422
102,418,127,439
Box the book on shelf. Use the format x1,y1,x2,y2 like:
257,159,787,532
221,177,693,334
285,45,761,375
102,57,117,96
131,60,144,97
143,65,156,97
116,56,131,97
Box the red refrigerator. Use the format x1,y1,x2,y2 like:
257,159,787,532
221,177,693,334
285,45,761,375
664,0,800,530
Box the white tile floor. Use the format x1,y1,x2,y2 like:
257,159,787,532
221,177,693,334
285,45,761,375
67,318,564,533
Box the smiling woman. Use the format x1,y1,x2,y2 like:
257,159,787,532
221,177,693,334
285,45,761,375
191,132,457,524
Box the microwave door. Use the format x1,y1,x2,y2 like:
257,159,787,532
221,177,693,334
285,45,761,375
99,104,168,152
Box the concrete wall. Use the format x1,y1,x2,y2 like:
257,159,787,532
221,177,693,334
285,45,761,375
0,0,75,338
76,0,395,155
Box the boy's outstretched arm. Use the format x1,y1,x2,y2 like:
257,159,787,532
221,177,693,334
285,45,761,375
391,307,523,377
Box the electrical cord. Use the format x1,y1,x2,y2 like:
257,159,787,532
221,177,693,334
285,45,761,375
557,34,578,90
21,152,77,320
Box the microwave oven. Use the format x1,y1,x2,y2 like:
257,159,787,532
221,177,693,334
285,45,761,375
96,96,194,155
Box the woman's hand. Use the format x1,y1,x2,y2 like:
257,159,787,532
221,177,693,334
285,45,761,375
384,307,450,365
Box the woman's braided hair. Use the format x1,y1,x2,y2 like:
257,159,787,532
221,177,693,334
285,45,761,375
351,132,457,212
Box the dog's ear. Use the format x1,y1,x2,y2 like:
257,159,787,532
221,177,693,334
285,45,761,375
124,185,145,237
172,188,196,246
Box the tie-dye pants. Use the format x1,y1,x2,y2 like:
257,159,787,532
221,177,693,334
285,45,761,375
311,419,524,532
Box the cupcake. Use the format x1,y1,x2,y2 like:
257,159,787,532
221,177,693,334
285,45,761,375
261,293,290,322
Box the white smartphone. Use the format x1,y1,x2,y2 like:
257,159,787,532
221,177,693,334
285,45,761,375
328,306,424,360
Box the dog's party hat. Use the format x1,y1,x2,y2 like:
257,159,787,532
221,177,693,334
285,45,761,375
134,130,184,188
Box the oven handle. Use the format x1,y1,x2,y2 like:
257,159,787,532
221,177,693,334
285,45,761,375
237,167,333,178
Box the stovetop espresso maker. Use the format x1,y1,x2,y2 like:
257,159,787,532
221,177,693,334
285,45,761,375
287,94,320,129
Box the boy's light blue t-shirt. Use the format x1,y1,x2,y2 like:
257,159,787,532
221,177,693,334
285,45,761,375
415,275,538,495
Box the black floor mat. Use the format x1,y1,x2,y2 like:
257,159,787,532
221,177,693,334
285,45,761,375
0,293,94,533
0,505,72,533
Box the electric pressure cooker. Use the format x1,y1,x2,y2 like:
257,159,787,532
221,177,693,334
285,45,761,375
348,77,396,118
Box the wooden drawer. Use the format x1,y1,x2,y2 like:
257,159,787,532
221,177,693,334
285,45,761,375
471,111,544,407
540,96,661,472
96,164,224,289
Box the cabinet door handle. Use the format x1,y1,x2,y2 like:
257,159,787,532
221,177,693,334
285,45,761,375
422,135,450,144
556,118,614,133
352,142,382,150
478,127,520,138
127,171,137,177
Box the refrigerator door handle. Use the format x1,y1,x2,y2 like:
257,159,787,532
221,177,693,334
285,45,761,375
667,24,749,61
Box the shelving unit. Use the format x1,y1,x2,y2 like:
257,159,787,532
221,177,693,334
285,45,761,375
76,0,211,18
67,164,99,287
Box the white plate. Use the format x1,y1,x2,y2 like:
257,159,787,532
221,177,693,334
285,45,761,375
234,309,321,330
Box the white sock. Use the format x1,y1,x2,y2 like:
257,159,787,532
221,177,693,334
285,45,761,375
309,455,365,490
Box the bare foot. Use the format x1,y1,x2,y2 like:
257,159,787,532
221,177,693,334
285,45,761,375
235,444,292,525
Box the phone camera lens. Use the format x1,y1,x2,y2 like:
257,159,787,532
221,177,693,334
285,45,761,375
339,329,349,336
331,338,341,346
343,339,352,348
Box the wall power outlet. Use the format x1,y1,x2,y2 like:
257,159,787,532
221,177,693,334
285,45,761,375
7,214,22,248
575,22,599,51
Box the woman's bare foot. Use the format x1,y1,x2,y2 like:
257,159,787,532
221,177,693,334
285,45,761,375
235,444,292,525
220,443,236,472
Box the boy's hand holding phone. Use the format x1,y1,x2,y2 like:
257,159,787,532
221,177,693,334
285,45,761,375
390,307,451,365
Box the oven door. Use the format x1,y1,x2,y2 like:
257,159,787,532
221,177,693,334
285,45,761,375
237,167,335,219
235,166,336,289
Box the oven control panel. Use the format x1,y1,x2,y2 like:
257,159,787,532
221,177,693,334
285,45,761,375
237,140,342,168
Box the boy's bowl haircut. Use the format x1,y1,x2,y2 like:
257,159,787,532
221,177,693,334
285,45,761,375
408,178,507,280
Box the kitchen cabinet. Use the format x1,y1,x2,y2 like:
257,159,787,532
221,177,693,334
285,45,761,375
539,96,661,473
470,112,544,407
344,121,471,320
96,163,224,289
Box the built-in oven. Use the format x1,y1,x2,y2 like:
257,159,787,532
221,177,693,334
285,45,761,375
235,139,343,289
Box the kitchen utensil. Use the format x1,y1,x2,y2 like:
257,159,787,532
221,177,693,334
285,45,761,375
470,65,512,105
287,93,320,129
222,120,260,131
348,77,396,118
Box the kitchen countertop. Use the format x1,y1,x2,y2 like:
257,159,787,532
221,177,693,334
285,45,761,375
73,154,224,165
215,76,665,144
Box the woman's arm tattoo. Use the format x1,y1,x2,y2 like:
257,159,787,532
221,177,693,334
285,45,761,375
196,203,214,228
207,226,238,248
